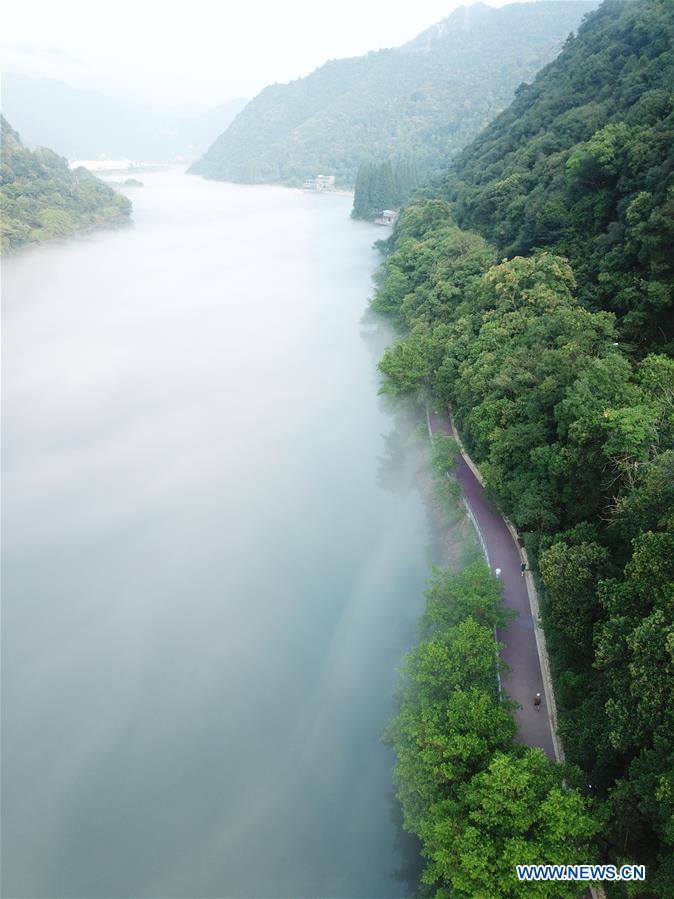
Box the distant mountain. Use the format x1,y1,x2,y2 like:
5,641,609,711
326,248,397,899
1,73,142,159
0,116,131,251
0,72,246,162
190,1,598,187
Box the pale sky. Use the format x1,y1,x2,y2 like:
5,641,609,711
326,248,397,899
3,0,550,112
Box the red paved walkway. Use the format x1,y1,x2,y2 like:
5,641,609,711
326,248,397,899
429,409,556,759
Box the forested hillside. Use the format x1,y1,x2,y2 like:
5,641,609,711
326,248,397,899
374,1,674,894
0,117,131,252
445,0,674,353
190,1,597,187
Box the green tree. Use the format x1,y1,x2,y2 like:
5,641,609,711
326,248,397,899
420,750,598,898
539,541,608,653
421,561,514,636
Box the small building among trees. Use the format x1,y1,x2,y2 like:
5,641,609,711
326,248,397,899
374,209,398,226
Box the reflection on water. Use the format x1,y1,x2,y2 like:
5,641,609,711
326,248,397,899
2,170,465,898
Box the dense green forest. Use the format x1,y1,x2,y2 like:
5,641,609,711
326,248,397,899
190,1,597,187
0,116,131,252
352,158,418,220
445,0,674,354
386,561,597,897
376,1,673,895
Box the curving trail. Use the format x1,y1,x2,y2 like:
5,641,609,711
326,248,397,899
428,409,556,760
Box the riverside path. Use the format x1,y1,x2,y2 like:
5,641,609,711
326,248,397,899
429,408,557,759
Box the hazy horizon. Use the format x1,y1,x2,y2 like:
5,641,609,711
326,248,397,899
3,0,582,113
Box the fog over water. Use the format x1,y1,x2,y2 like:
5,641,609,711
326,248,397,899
2,170,449,897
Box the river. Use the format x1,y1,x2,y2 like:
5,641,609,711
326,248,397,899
2,170,444,898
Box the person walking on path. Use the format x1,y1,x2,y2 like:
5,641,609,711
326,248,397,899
521,562,527,577
495,567,501,578
534,692,542,711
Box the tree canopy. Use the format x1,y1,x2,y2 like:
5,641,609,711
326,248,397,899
352,158,418,220
444,0,674,352
386,562,597,897
0,116,131,252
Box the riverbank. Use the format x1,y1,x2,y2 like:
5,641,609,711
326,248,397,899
385,417,598,893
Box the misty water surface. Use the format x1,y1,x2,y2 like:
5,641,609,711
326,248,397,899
2,170,450,897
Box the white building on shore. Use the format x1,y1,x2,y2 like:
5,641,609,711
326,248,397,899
303,174,336,192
